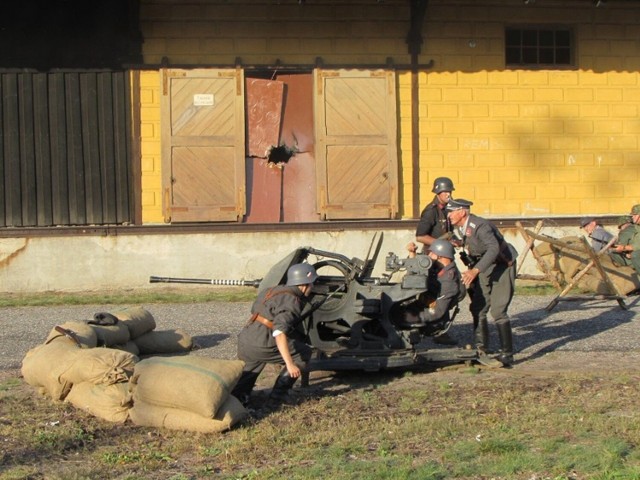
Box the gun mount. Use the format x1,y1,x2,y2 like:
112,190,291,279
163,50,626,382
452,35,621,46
150,232,480,371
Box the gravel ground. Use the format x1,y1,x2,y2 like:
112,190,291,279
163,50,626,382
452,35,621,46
2,294,640,374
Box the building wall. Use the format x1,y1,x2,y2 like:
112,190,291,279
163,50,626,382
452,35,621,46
139,71,163,224
137,0,640,223
413,0,640,217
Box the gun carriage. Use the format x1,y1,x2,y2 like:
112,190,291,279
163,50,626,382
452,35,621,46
150,233,480,372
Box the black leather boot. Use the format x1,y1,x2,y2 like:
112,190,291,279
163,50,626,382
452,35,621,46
496,320,514,367
473,316,489,352
269,369,298,403
232,371,260,406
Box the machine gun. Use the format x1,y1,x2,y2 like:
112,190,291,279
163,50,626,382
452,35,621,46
150,232,480,371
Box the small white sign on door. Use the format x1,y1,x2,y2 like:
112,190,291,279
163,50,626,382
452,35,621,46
193,94,215,106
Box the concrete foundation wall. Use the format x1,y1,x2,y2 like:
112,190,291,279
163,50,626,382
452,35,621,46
0,225,582,293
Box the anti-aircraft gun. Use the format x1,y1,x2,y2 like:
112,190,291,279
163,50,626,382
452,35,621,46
150,233,480,371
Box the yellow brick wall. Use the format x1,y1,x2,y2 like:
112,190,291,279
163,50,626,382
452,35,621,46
139,71,163,224
397,0,640,218
138,0,640,221
140,0,412,66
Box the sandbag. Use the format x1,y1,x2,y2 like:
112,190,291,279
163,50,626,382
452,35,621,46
133,329,193,354
65,381,131,424
60,348,138,386
21,342,80,400
111,341,140,357
89,322,131,347
45,321,98,348
130,356,244,418
129,395,247,433
110,307,156,339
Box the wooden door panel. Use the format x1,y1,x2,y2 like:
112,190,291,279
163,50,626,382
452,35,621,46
324,77,387,136
315,69,398,220
170,78,235,137
326,145,389,204
172,146,235,206
162,69,245,222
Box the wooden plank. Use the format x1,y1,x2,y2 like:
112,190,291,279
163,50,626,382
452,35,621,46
111,71,132,224
33,73,53,226
49,73,70,225
18,74,37,226
65,73,87,225
0,75,4,227
3,73,22,226
97,72,117,223
80,72,102,224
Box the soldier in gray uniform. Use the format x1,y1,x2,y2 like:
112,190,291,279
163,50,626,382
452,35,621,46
446,198,517,367
401,239,464,332
580,217,614,253
231,263,317,405
415,177,456,252
414,176,458,345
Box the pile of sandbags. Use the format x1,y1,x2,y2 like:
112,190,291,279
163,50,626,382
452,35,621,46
128,356,247,433
21,338,137,423
534,236,640,295
21,307,247,432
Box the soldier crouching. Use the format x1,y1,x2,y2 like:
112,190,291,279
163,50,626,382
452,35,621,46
231,263,317,406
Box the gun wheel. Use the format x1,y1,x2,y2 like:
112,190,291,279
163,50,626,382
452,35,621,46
311,259,350,312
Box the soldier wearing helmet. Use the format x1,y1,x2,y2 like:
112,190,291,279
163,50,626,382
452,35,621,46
401,239,464,333
415,176,456,252
412,176,458,345
446,198,517,367
232,263,317,406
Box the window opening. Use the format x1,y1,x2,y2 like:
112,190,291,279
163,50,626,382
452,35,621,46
505,27,572,67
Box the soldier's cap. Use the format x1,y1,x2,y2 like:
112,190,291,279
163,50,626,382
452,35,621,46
617,215,632,228
631,204,640,215
579,216,595,228
445,198,473,211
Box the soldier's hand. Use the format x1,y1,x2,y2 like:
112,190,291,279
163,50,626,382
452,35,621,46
286,363,301,379
462,268,479,287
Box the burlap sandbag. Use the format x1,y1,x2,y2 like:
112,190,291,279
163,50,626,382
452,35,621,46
133,329,193,354
65,381,132,424
45,321,98,348
89,322,131,347
60,348,138,386
129,395,247,433
111,340,140,357
21,342,80,400
130,356,244,418
110,306,156,339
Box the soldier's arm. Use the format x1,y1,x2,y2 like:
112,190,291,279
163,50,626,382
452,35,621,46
274,332,301,378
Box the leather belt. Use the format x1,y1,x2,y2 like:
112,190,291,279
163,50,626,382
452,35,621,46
252,314,274,330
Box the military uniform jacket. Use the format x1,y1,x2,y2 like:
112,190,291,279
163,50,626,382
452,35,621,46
238,285,306,349
416,196,449,240
626,224,640,251
461,214,515,273
589,225,614,252
420,262,463,323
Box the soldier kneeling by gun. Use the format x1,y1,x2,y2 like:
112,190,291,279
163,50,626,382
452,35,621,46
400,240,465,335
231,263,317,407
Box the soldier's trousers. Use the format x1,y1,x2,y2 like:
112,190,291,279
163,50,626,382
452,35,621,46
232,337,312,400
470,260,516,352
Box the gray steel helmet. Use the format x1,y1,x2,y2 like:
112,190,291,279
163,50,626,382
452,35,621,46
429,239,455,259
431,176,455,194
286,263,318,286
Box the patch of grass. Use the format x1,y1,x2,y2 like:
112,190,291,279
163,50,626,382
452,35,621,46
3,368,640,479
0,286,257,307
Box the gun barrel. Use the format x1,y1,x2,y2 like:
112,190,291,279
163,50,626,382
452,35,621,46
149,276,261,287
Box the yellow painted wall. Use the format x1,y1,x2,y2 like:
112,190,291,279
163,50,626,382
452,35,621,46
138,0,640,221
139,71,163,223
397,0,640,218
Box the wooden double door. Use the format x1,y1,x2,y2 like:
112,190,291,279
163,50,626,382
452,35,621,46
161,68,398,222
